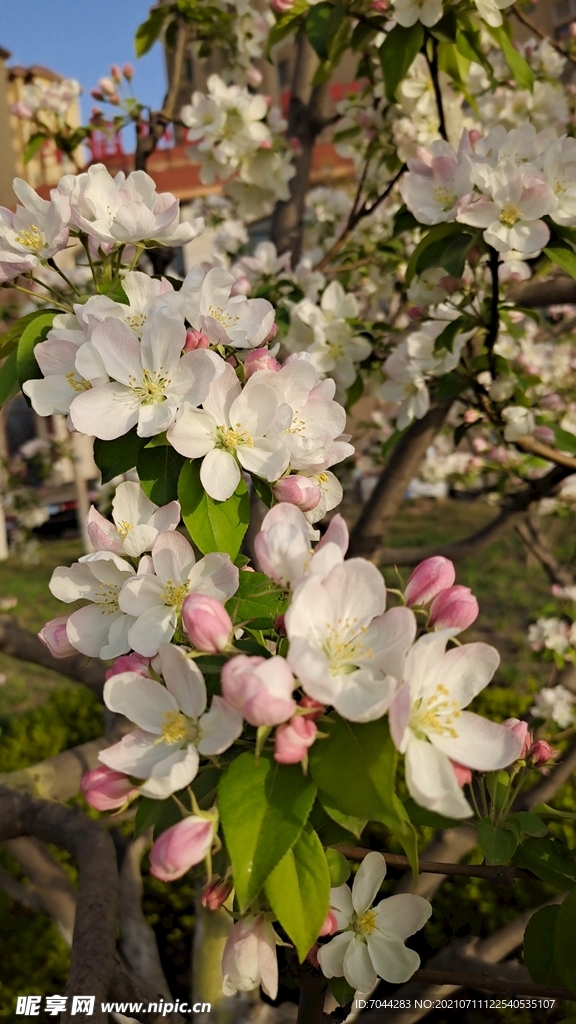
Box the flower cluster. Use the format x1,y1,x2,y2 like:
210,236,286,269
0,165,201,284
11,77,81,120
181,74,294,218
402,125,576,256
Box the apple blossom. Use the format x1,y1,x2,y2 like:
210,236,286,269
254,503,349,589
317,852,432,990
0,179,70,282
274,715,317,763
244,348,281,377
221,655,297,727
457,161,556,253
286,559,417,722
99,643,242,797
502,406,535,442
149,815,215,882
404,557,456,607
86,482,180,558
428,586,479,632
222,915,279,999
166,266,276,350
530,685,575,728
401,139,472,225
167,362,290,501
391,0,443,27
118,530,238,657
63,163,203,247
181,593,233,653
81,766,139,811
38,616,76,658
69,309,226,441
503,718,531,758
389,632,524,817
49,551,137,660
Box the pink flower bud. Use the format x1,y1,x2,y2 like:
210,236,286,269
407,306,425,320
246,65,263,88
81,766,138,811
110,64,122,83
469,129,482,146
271,0,294,11
245,348,281,377
464,409,481,424
38,616,76,658
299,696,325,721
98,76,116,96
451,761,472,787
528,740,553,766
90,89,104,101
108,93,120,106
149,816,214,882
105,652,151,680
503,718,531,758
472,436,489,453
372,0,389,8
319,910,339,936
541,393,562,411
571,20,576,38
272,475,321,512
404,556,456,607
182,593,232,653
307,943,320,968
123,63,134,80
11,100,34,119
428,586,479,631
533,426,555,444
221,655,296,727
201,876,233,910
231,276,251,296
274,715,317,764
184,328,211,351
264,322,279,343
274,614,286,635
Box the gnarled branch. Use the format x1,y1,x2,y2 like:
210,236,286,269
0,615,106,696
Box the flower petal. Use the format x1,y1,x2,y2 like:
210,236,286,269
352,852,387,915
157,642,207,720
366,932,421,984
316,933,353,979
343,935,378,992
103,672,177,731
374,893,431,941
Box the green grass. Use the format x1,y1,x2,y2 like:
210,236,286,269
0,537,82,715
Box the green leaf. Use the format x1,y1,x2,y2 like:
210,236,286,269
393,206,420,236
226,570,286,630
509,812,548,838
456,28,494,83
23,132,47,164
532,803,576,822
265,825,330,961
93,429,146,484
404,798,461,830
218,753,317,910
136,444,185,505
319,795,367,838
329,977,356,1007
305,1,343,61
266,0,308,56
309,717,418,875
251,476,274,508
16,310,58,393
325,848,350,887
554,889,576,994
0,351,19,408
523,905,560,984
549,425,576,456
178,459,250,560
405,223,467,284
0,310,58,361
485,769,509,815
478,818,518,865
489,25,533,91
433,317,468,355
514,837,576,890
135,6,169,57
433,371,467,400
380,23,424,103
545,242,576,280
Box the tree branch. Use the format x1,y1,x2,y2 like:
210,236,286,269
2,836,76,943
332,846,519,884
0,786,118,1024
0,615,106,697
424,35,447,141
118,835,173,998
0,736,108,801
348,400,453,558
134,15,188,172
412,968,572,1000
371,464,573,566
511,6,576,68
516,515,575,589
271,35,330,265
508,273,576,308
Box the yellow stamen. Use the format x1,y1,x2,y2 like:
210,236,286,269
15,224,43,253
65,372,92,393
356,909,377,936
161,579,189,611
161,710,189,744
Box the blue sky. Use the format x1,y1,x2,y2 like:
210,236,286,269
2,0,167,148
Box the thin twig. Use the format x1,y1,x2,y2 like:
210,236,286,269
486,246,500,379
424,34,448,141
314,164,406,271
332,845,522,883
512,6,576,68
413,968,573,999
